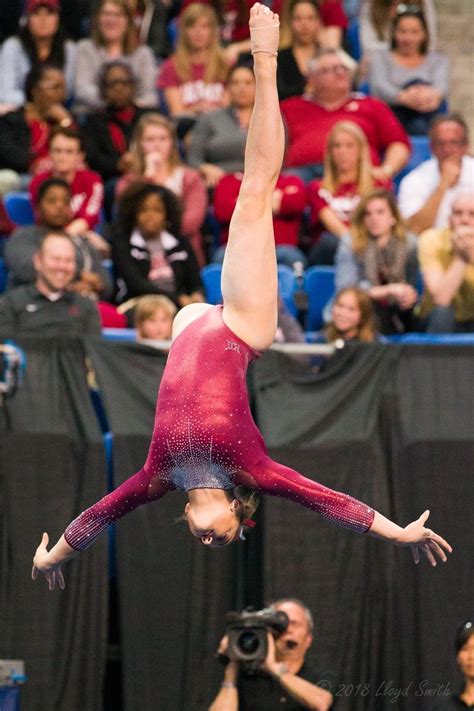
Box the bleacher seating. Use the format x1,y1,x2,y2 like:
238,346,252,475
3,193,34,226
303,266,336,331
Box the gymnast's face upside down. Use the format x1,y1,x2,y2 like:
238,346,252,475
184,496,242,547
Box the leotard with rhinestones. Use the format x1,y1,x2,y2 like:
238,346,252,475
64,306,374,550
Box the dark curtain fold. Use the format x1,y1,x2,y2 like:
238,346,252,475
86,340,242,711
251,345,473,711
0,338,108,711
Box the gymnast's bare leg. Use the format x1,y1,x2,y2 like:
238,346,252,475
172,3,282,350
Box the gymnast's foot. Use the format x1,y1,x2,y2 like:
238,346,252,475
249,3,280,56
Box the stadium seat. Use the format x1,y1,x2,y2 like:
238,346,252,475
347,18,361,61
3,192,34,226
201,263,223,304
394,135,432,190
303,266,336,331
0,258,8,293
200,264,298,314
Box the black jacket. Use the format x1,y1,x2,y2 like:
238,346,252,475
83,106,150,181
111,226,203,304
0,109,33,173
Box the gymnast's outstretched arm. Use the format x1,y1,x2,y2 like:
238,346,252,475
32,466,170,590
249,456,452,566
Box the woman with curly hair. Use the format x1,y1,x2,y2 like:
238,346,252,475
117,112,208,264
0,0,77,108
112,181,205,305
32,6,450,592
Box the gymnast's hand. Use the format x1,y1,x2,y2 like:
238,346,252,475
32,532,66,591
396,510,453,566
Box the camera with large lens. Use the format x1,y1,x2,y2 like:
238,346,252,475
224,607,289,670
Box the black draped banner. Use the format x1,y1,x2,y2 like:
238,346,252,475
0,338,108,711
0,339,472,711
252,344,473,711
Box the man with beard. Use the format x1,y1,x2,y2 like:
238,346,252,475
209,598,334,710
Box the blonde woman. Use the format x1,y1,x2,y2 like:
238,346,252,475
335,188,419,334
74,0,157,113
307,120,391,265
117,113,208,264
158,2,229,132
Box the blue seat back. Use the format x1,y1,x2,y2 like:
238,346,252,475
3,192,35,226
0,257,8,293
200,263,298,313
304,266,336,330
394,135,432,190
201,264,223,304
347,18,361,61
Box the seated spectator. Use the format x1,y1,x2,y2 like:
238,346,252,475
83,61,152,183
368,8,448,136
73,0,157,114
417,192,474,333
0,232,101,336
158,3,229,137
280,48,410,183
133,294,177,341
0,0,77,109
446,621,474,709
398,114,474,235
324,286,377,342
112,182,205,305
359,0,437,56
213,171,307,266
6,177,112,300
178,0,253,63
277,0,339,102
121,0,173,59
0,64,75,177
29,127,107,251
117,113,208,264
335,188,419,334
307,120,392,265
188,63,254,188
276,0,348,49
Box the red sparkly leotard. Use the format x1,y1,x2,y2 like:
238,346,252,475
64,306,374,550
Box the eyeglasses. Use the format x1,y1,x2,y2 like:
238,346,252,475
316,64,349,76
396,3,423,15
103,78,133,88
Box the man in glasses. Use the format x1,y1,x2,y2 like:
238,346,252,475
279,47,410,183
399,113,474,234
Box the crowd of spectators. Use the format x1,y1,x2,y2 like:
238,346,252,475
0,0,473,342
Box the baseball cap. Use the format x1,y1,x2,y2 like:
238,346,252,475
26,0,60,14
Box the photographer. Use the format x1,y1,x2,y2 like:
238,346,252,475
209,598,334,711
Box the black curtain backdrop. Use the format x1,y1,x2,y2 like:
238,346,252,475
0,338,108,711
252,344,473,711
1,340,472,711
86,340,245,711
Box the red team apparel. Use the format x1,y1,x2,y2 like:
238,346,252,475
280,94,410,168
30,169,104,230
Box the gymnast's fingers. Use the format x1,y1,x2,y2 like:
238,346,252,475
31,563,38,580
411,545,420,565
57,569,66,590
420,543,437,567
428,540,448,562
429,531,452,554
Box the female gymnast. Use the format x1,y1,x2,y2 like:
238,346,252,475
32,4,451,591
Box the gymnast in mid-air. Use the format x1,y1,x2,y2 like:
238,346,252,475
32,4,451,591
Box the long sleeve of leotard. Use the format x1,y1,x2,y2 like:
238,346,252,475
63,466,170,551
247,455,375,534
